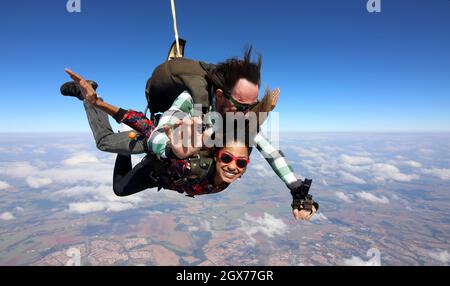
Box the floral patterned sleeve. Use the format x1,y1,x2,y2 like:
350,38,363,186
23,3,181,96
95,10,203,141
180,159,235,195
120,109,156,140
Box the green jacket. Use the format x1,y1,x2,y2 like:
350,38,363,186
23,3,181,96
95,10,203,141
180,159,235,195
145,58,216,115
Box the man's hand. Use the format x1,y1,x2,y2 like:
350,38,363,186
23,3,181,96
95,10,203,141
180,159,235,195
292,206,317,221
290,178,319,221
163,117,203,159
65,68,98,105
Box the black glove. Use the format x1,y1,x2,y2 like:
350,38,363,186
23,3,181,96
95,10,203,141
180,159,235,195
290,178,319,213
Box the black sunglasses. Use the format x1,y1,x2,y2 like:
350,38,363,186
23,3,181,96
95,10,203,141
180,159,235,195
223,91,259,112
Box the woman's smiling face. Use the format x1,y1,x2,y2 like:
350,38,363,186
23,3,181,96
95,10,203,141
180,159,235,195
215,141,249,184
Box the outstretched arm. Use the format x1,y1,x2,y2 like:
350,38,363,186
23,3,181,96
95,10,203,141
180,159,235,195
254,132,318,220
64,68,201,157
65,68,157,137
147,91,202,159
254,132,299,187
65,68,121,118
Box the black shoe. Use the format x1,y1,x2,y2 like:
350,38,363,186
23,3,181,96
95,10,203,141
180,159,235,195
60,80,98,101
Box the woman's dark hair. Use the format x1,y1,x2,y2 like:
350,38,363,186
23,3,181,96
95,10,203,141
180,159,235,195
216,119,258,154
208,46,262,93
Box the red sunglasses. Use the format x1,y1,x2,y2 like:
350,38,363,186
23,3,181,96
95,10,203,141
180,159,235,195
218,150,250,169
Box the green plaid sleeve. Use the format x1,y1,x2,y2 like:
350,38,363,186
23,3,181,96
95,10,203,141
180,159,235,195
147,91,194,158
254,133,299,187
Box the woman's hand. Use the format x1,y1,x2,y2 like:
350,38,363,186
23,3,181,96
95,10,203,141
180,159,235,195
65,68,98,105
163,117,203,159
292,206,317,221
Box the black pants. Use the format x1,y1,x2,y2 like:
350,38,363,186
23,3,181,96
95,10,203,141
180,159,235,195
113,154,158,196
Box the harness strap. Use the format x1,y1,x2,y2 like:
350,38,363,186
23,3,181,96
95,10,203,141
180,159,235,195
170,0,182,58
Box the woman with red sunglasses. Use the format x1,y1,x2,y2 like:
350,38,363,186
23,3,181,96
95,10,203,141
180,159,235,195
113,122,251,197
213,142,250,185
154,127,252,196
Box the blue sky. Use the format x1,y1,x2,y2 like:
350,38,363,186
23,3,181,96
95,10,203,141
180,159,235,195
1,0,450,132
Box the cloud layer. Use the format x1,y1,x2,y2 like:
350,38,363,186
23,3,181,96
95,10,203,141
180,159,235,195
343,248,381,266
0,150,147,215
422,168,450,180
0,180,11,190
428,250,450,264
26,177,52,188
68,201,135,214
0,212,15,221
239,213,288,245
356,192,390,204
335,191,352,203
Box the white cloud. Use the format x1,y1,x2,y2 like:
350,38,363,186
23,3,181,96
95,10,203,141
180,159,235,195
26,177,52,188
58,184,145,215
0,146,24,153
55,185,144,204
119,123,134,132
0,155,147,214
105,201,135,212
428,250,450,264
0,180,12,190
390,158,423,168
188,226,200,232
15,207,25,212
146,210,163,215
0,212,15,221
371,163,418,183
335,191,352,203
188,220,212,232
340,159,418,183
239,213,288,245
311,212,328,222
338,171,366,184
32,148,47,155
49,143,89,152
131,154,145,166
340,154,374,165
0,162,38,178
317,178,329,186
200,221,212,232
10,157,114,186
21,154,114,186
290,146,323,158
340,163,368,174
418,148,433,156
251,163,275,178
68,202,106,214
62,152,99,166
403,160,422,168
0,143,146,197
68,201,135,214
422,168,450,180
389,194,413,211
42,164,112,185
343,256,371,266
352,150,372,157
357,192,389,204
290,146,327,166
343,248,381,266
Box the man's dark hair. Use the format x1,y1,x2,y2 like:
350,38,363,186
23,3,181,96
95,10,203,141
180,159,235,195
208,46,262,93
